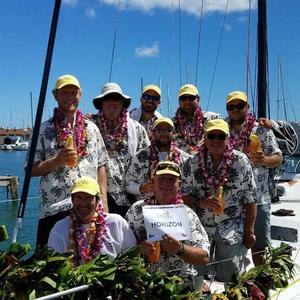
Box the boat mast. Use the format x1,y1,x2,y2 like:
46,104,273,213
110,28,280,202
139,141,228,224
257,0,268,118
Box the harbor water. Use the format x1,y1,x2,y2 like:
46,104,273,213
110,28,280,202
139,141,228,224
0,150,39,251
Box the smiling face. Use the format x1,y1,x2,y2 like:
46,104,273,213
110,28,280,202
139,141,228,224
54,85,81,115
141,89,161,114
179,94,199,116
227,99,248,125
153,174,180,204
72,192,98,223
204,129,228,158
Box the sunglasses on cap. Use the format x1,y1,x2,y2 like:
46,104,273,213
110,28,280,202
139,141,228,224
226,102,246,111
155,162,181,174
207,133,227,140
142,94,160,102
154,128,173,134
179,95,197,102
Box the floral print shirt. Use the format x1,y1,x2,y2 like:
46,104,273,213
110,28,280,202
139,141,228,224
184,150,257,245
103,120,150,206
125,146,191,199
125,199,210,277
228,121,282,205
29,119,108,219
172,111,220,154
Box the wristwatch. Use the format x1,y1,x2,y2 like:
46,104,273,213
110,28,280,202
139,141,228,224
176,241,185,257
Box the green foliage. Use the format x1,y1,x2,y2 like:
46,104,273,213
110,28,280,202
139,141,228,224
0,244,202,299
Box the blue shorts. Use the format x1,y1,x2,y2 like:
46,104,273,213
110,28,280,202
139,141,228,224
253,203,271,249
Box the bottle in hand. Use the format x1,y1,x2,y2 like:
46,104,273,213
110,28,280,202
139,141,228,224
65,135,78,167
148,241,160,263
248,134,261,154
213,185,225,215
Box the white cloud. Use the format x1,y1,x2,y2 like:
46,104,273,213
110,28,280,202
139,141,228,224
135,41,160,58
223,23,232,31
62,0,79,7
100,0,257,17
85,7,96,17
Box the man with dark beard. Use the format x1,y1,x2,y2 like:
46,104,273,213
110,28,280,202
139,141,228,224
130,84,163,136
125,117,190,199
172,84,220,154
225,91,282,266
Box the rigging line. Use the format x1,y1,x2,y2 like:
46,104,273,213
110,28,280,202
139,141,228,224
171,0,176,112
246,0,252,96
266,39,271,119
194,0,204,86
178,0,182,86
279,60,288,121
12,0,62,243
206,0,229,111
108,0,121,82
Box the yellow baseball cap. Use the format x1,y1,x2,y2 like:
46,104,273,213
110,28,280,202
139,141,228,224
142,84,161,96
178,84,199,98
71,176,100,196
153,117,174,129
226,91,247,104
204,119,229,135
154,161,181,177
54,74,81,90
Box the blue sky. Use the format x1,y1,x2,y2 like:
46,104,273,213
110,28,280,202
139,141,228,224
0,0,299,128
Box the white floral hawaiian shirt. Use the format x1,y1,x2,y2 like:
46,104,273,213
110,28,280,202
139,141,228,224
184,150,258,245
103,120,150,206
125,146,191,198
125,199,210,277
29,119,108,219
228,121,282,206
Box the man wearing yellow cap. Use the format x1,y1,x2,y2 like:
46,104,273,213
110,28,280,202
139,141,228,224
28,75,108,247
225,90,282,265
125,117,190,199
172,84,220,154
130,84,163,136
185,119,257,283
48,176,136,264
126,161,209,290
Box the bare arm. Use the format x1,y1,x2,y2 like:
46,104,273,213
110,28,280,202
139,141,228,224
31,147,76,176
160,235,209,265
98,165,108,212
243,202,257,249
250,152,282,168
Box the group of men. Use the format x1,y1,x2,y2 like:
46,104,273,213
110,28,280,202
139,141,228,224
28,74,282,290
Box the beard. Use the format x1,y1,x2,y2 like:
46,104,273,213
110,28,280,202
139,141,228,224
155,139,171,149
142,103,158,113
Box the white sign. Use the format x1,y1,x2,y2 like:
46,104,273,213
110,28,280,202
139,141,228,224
142,204,191,241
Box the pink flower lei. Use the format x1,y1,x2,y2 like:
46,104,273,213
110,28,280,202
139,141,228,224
149,140,181,173
97,108,128,152
144,192,184,205
53,108,88,159
198,142,234,191
69,202,107,265
228,112,256,153
175,106,204,145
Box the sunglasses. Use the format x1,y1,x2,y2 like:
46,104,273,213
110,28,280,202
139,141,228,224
207,133,227,140
226,102,246,111
179,95,197,102
155,162,181,174
154,128,173,134
142,94,160,102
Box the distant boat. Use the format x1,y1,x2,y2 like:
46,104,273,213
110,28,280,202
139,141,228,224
1,136,29,151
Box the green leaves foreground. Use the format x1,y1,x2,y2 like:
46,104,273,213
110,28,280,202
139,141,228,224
0,245,200,300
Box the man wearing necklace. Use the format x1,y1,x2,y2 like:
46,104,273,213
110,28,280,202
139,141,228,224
185,119,257,283
29,75,108,247
125,117,190,200
129,84,163,136
125,161,210,290
92,82,150,217
172,84,220,154
225,91,282,266
48,176,136,265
